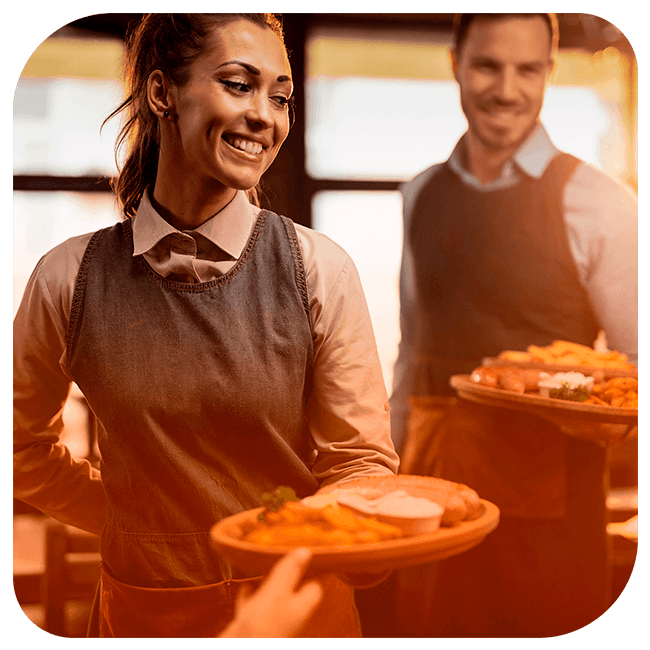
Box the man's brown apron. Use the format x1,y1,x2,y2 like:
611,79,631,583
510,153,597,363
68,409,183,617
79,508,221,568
383,151,610,637
395,398,609,638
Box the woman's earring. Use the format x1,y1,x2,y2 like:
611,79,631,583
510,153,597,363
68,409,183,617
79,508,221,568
163,110,170,118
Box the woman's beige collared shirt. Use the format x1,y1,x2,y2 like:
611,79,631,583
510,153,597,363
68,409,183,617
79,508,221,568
13,190,398,535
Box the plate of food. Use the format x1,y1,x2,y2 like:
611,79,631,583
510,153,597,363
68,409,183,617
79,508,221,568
210,477,500,576
450,368,638,425
483,339,637,378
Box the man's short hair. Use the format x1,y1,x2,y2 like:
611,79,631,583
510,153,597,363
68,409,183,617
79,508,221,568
453,13,559,55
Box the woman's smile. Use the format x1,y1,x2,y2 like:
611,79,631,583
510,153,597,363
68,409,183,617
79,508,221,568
222,134,265,156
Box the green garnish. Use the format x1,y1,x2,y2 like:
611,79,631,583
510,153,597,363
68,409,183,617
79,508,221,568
257,486,300,522
548,382,591,402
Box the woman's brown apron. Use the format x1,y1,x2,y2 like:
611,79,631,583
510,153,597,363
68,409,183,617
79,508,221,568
71,215,361,638
91,565,360,638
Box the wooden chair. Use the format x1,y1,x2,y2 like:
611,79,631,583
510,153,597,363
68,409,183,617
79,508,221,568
41,520,101,637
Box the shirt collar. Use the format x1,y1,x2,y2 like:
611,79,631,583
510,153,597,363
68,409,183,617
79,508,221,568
131,189,258,258
448,122,559,186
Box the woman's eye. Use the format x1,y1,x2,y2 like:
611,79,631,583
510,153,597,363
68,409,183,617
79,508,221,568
219,78,292,110
219,79,251,93
272,95,291,108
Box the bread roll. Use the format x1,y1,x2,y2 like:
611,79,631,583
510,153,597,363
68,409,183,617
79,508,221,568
317,475,482,527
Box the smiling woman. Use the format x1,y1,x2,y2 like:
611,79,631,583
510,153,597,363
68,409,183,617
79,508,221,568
144,21,293,228
106,13,289,224
13,12,398,639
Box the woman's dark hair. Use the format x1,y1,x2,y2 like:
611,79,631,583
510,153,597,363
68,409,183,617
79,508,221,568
453,13,559,55
104,13,286,219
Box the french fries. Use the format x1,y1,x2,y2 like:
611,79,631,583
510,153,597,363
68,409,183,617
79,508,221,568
587,377,638,409
498,340,635,370
239,500,403,547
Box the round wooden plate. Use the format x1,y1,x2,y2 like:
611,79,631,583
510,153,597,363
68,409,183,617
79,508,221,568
450,374,637,424
210,499,500,576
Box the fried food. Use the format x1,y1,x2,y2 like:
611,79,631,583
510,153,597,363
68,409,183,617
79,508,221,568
600,377,638,392
470,364,638,410
499,368,526,393
470,366,500,388
239,501,403,547
470,365,542,393
587,377,638,408
498,340,635,370
582,393,608,406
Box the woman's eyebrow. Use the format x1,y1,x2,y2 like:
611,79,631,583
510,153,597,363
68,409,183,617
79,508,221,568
218,60,291,83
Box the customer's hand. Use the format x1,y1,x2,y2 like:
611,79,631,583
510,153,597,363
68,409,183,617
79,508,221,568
218,547,324,638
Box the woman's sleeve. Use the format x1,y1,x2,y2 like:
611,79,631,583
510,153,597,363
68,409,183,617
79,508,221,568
13,249,108,535
298,228,399,486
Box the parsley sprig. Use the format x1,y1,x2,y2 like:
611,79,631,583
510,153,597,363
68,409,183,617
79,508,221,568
548,382,591,402
257,486,300,521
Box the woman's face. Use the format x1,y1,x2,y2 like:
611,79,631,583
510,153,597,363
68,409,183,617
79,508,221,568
167,20,292,192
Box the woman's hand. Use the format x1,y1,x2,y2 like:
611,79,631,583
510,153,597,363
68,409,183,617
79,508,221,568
218,548,324,638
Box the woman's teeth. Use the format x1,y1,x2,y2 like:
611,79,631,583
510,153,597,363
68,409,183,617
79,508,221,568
225,137,263,155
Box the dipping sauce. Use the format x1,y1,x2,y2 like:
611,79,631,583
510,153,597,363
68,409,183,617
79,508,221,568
335,490,444,536
537,371,595,398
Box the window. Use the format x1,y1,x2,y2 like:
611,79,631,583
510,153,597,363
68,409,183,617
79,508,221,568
13,192,120,314
13,34,124,314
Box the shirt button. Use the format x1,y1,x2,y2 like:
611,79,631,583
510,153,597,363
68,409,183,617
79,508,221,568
177,236,195,253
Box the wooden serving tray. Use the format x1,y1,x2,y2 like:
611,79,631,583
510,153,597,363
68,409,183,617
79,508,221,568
450,374,638,424
210,499,500,576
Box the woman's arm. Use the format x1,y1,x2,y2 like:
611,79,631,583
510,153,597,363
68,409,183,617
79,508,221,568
296,226,400,485
13,242,108,535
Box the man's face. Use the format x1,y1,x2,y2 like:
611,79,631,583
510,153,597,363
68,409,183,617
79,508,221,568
451,15,554,154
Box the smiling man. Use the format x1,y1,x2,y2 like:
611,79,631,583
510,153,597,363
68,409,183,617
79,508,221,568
451,14,554,181
389,13,638,638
